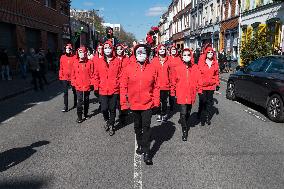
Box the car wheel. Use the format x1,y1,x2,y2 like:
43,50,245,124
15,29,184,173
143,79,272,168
266,94,284,123
226,81,236,100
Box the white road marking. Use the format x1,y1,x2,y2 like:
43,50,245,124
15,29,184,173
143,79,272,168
234,101,241,105
244,109,266,122
134,136,143,189
1,117,14,124
23,107,32,113
214,91,222,95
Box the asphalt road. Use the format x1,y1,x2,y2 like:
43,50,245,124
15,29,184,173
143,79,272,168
0,80,283,189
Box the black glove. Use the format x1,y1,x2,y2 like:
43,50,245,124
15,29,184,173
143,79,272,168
216,86,220,91
90,85,94,91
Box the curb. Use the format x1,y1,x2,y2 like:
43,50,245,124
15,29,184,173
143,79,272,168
0,78,58,102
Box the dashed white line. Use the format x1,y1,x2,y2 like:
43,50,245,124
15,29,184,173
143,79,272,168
23,107,32,113
244,109,266,122
1,117,14,124
134,136,143,189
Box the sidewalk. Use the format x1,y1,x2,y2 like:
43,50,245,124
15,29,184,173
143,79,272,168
219,72,232,82
0,72,58,101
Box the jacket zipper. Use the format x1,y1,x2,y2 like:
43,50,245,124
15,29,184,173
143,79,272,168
186,66,188,104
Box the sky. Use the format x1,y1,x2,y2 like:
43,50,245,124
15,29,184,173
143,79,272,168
71,0,171,40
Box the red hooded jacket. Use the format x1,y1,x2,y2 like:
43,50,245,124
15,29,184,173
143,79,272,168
151,45,171,90
93,41,122,95
120,60,160,110
71,46,93,91
171,49,202,105
59,44,75,81
198,46,220,91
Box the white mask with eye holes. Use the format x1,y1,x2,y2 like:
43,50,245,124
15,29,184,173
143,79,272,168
78,50,85,59
183,56,191,63
159,48,166,56
207,52,213,59
171,49,177,55
66,48,71,54
116,48,123,56
136,47,147,63
104,45,113,56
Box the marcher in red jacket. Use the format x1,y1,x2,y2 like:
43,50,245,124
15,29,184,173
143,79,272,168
59,44,77,112
71,46,93,123
91,43,103,99
120,44,160,165
168,45,182,111
93,41,122,136
197,46,220,126
151,44,171,122
171,48,202,141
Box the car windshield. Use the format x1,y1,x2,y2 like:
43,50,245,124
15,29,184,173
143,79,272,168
265,57,284,74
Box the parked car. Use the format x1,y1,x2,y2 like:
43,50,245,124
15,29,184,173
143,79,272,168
226,55,284,122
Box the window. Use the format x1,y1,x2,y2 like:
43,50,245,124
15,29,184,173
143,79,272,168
45,0,56,9
246,58,269,72
266,58,284,74
228,0,231,19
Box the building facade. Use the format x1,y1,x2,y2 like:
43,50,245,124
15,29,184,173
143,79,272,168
0,0,71,67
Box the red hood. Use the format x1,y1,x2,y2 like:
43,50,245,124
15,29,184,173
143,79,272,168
156,44,166,57
104,40,116,57
199,46,217,64
115,43,126,57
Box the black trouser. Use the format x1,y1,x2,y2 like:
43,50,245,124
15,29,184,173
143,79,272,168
133,109,152,153
180,104,192,128
39,64,48,84
198,90,214,118
99,94,118,125
169,95,176,111
76,91,90,117
31,70,43,90
62,80,77,109
158,90,169,116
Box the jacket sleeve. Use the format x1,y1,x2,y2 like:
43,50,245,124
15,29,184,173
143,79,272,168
153,68,160,107
71,63,76,87
196,68,203,94
59,56,64,79
170,66,177,97
93,65,100,91
120,67,129,110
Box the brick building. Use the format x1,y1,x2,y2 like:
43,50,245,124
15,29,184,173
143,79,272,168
220,0,240,60
0,0,71,68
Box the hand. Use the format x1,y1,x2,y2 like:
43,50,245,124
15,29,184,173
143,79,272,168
90,85,94,91
216,86,220,91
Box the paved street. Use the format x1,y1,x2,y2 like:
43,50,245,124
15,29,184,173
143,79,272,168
0,80,284,189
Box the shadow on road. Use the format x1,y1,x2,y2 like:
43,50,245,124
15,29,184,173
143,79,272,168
0,81,62,123
236,98,267,118
0,140,50,172
150,121,176,158
115,111,134,131
0,177,49,189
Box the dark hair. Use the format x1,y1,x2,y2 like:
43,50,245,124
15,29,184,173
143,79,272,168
133,44,150,57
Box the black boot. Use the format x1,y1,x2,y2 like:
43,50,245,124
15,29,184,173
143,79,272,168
61,107,68,112
76,114,83,123
109,124,115,136
182,127,188,141
136,145,143,155
143,152,153,165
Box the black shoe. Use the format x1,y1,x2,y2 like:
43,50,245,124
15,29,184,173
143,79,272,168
136,145,143,155
76,118,83,123
71,104,77,110
61,107,68,112
109,125,115,136
104,121,110,131
143,152,153,165
206,119,211,125
84,114,90,120
182,129,188,141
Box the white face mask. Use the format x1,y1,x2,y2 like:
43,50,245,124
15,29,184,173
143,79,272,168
159,48,166,55
79,52,85,59
104,48,112,56
66,48,71,54
116,48,123,56
183,56,191,63
136,47,147,63
207,52,214,59
171,49,177,55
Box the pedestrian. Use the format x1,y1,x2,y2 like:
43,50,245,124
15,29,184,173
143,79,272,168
151,44,170,122
71,46,93,123
197,46,220,126
120,44,160,165
103,27,119,46
168,45,182,111
17,48,27,79
115,44,130,125
218,49,226,73
0,48,12,80
93,41,122,136
38,49,48,85
27,48,43,91
59,44,77,112
171,48,202,141
46,49,53,72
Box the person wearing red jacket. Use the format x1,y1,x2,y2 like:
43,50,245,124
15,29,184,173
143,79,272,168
91,43,103,100
93,41,122,136
59,44,77,112
197,46,220,126
168,45,182,111
151,44,171,122
71,46,93,123
171,49,202,141
120,44,160,165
